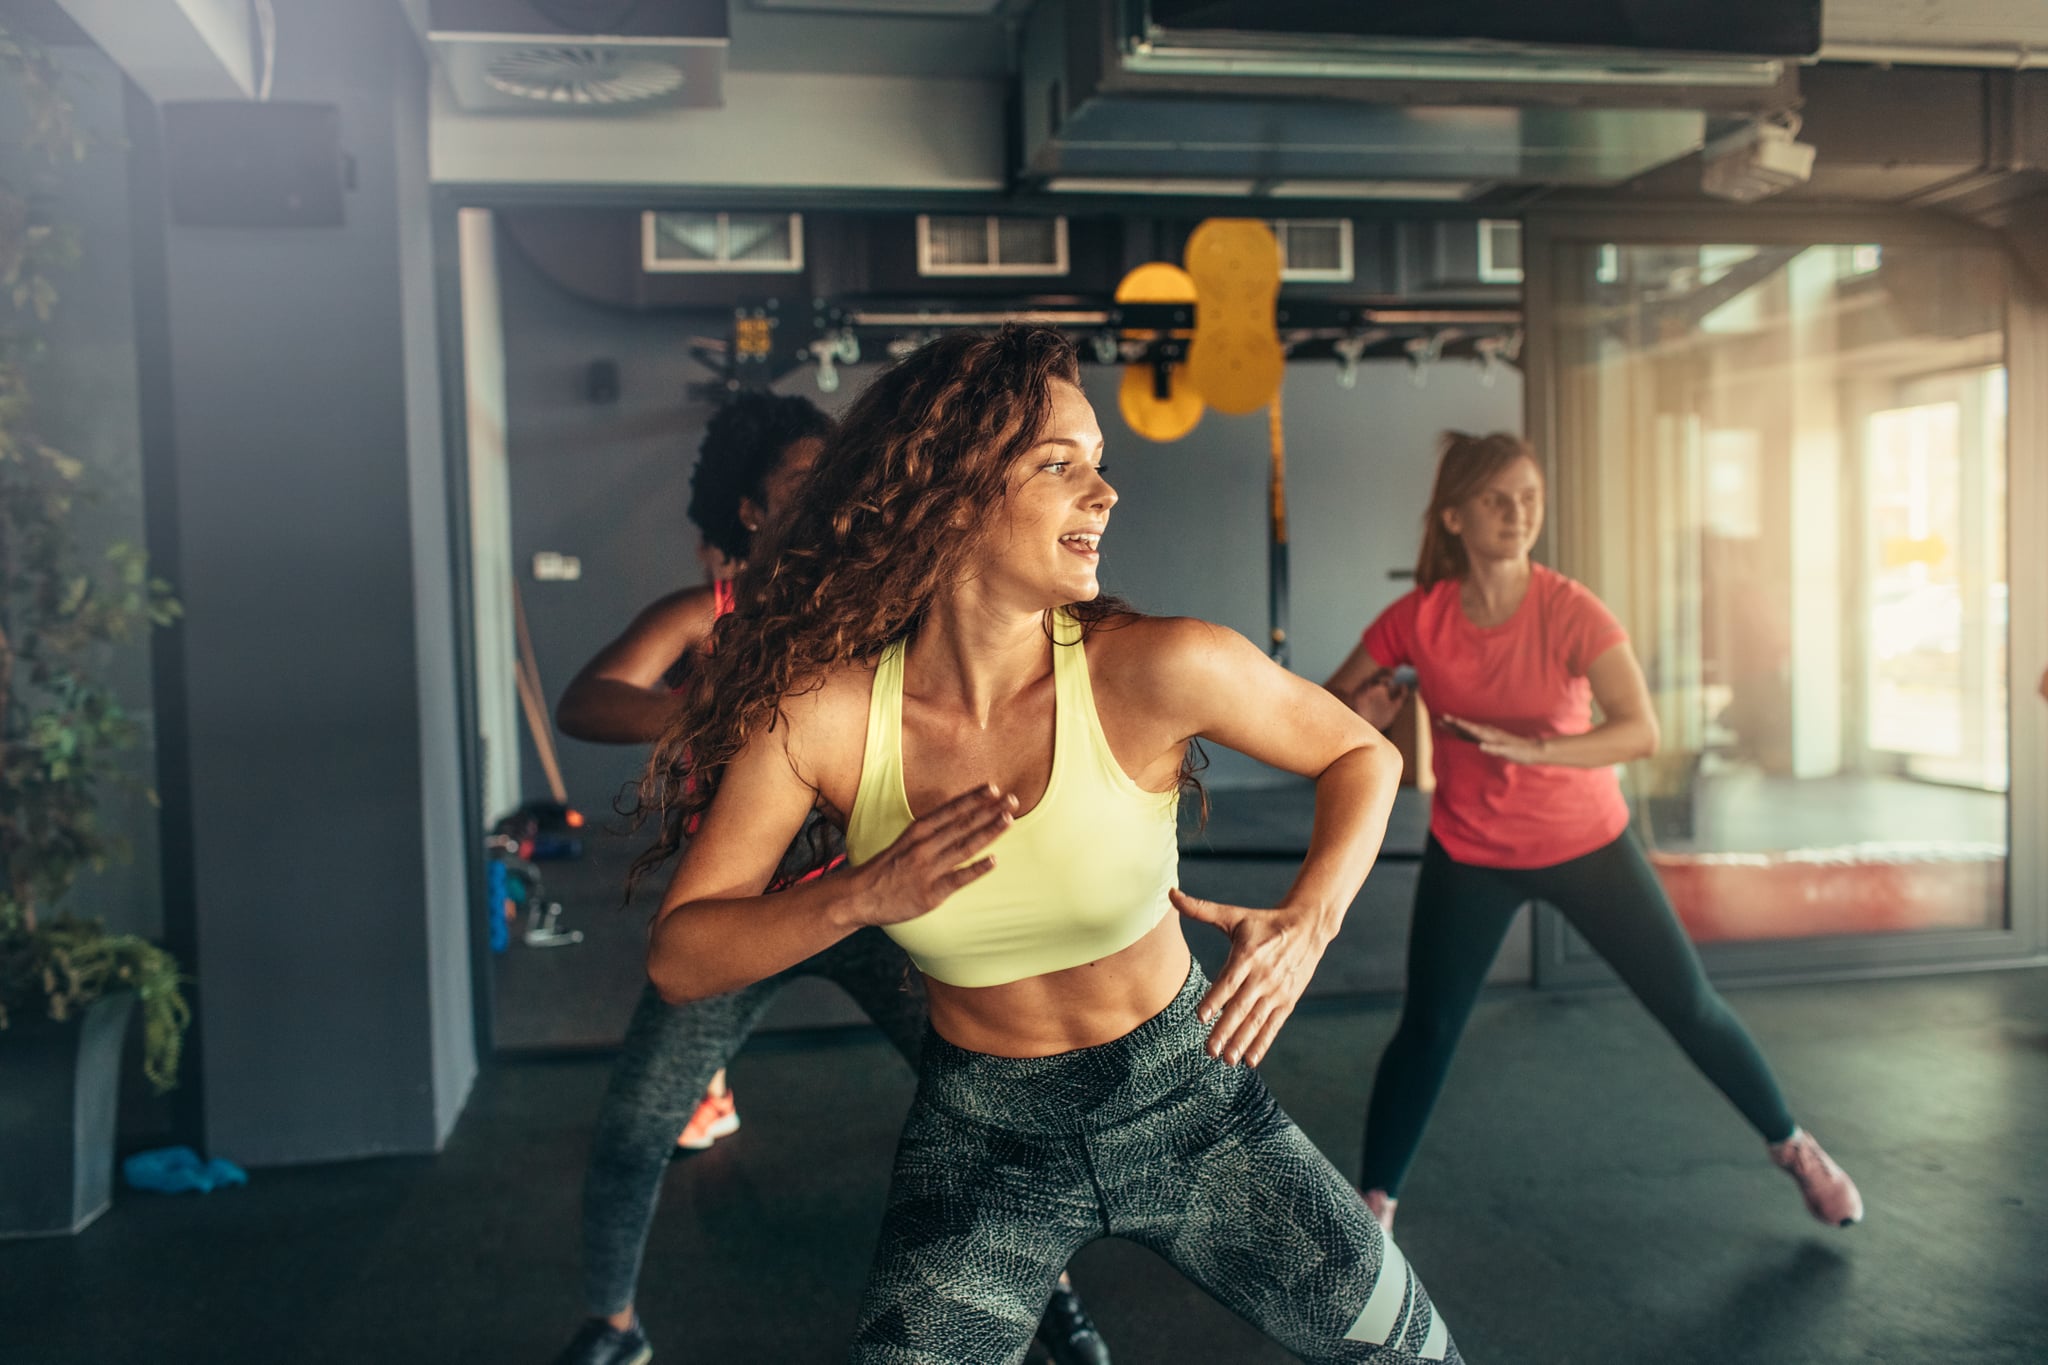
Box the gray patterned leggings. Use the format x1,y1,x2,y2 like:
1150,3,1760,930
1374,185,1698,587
851,961,1462,1364
580,926,928,1316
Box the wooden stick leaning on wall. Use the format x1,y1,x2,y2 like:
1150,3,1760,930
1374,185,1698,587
512,583,569,806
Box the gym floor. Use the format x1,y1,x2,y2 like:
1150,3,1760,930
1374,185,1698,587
6,964,2044,1364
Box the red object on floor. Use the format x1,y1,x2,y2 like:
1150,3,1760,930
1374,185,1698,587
1651,845,2004,943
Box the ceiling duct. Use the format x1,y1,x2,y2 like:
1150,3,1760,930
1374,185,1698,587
1021,0,1813,197
428,0,727,113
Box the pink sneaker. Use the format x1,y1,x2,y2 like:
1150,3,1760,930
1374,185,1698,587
1362,1188,1398,1233
1769,1128,1863,1227
676,1088,740,1151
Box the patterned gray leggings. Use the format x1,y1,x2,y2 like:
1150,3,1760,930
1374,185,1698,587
851,961,1462,1364
580,926,928,1316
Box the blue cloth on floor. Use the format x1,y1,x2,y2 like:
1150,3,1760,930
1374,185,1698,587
486,858,511,953
122,1146,248,1194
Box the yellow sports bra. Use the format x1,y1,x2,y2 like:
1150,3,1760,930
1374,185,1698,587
845,609,1180,988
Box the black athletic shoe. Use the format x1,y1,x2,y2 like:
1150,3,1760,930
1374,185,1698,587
1034,1278,1112,1365
550,1317,653,1365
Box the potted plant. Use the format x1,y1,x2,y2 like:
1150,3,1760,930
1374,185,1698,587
0,24,186,1237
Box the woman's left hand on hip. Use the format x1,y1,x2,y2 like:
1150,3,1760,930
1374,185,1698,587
1171,888,1331,1068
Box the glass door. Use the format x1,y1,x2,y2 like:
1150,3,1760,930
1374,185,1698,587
1526,218,2043,982
1863,369,2007,793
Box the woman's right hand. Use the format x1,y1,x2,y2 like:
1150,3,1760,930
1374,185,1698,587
1346,669,1411,732
843,784,1015,927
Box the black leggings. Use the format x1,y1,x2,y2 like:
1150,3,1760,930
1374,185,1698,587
1360,831,1796,1197
853,961,1460,1365
580,927,927,1316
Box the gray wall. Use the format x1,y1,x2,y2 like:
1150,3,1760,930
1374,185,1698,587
1083,362,1522,785
498,244,1520,808
392,12,474,1146
156,0,473,1163
0,47,165,939
495,236,736,825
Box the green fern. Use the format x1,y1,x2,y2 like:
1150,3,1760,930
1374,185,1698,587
0,916,189,1091
0,25,188,1089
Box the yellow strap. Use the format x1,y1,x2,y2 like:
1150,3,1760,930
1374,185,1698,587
1183,219,1285,417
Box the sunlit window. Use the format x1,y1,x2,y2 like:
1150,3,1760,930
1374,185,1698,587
1551,241,2008,945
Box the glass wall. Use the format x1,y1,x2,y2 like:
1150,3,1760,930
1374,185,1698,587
1549,241,2008,946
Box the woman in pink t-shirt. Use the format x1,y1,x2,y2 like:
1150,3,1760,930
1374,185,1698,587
1326,432,1863,1234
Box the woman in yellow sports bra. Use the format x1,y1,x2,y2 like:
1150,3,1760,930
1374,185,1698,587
640,327,1464,1364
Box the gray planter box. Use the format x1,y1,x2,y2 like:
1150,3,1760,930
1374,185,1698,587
0,992,135,1237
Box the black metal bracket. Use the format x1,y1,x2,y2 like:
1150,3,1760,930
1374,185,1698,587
687,293,1524,392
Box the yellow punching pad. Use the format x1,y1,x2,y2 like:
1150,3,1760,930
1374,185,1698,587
1183,219,1285,416
1113,262,1204,442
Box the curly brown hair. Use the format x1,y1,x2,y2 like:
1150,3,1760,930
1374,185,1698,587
626,325,1200,897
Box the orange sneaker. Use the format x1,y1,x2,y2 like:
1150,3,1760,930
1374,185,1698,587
676,1088,740,1151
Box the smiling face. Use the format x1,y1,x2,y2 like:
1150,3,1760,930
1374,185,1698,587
973,379,1117,610
1443,453,1543,568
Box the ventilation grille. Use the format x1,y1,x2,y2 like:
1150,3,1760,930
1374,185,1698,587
483,46,688,105
643,212,804,273
1272,220,1353,283
918,216,1069,276
1478,219,1523,283
429,0,727,113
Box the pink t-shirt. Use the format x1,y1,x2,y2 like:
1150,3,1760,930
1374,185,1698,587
1362,564,1631,870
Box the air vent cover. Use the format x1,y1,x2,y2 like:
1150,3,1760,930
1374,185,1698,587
482,47,689,105
430,0,726,113
918,216,1070,276
643,212,805,272
1272,220,1352,282
1478,219,1523,283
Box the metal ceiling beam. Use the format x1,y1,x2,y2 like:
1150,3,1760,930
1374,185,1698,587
1817,43,2048,69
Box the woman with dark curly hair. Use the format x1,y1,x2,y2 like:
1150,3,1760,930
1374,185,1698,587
557,392,831,1177
550,390,1110,1365
642,327,1461,1364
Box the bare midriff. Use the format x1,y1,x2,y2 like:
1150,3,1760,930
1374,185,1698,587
921,914,1193,1058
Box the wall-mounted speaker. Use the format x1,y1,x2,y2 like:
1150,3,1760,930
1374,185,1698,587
162,102,348,229
585,359,620,404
